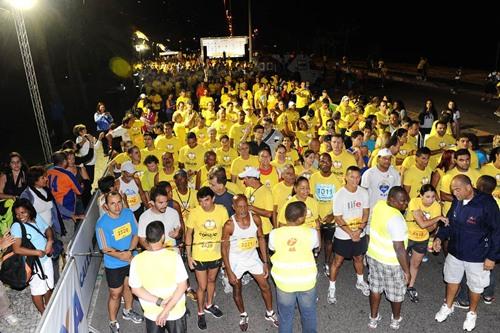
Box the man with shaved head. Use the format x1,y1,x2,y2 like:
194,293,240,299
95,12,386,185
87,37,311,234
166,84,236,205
221,194,278,331
434,174,500,332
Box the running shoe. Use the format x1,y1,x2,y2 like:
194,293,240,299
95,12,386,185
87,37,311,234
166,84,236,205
453,300,470,310
368,314,382,329
390,314,402,330
406,287,419,303
323,264,330,277
463,311,477,332
204,304,223,318
435,303,454,322
198,314,207,330
239,314,249,331
421,255,429,263
122,309,143,323
327,286,337,304
483,295,495,304
356,280,370,296
109,320,120,333
265,311,279,327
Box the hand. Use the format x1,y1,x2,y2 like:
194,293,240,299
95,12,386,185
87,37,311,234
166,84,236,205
440,217,450,226
45,240,53,256
37,250,46,258
262,262,269,278
155,307,170,327
403,271,410,285
123,250,133,262
433,238,442,252
187,256,196,270
226,270,238,285
484,259,496,271
168,227,180,239
0,233,15,250
351,230,361,242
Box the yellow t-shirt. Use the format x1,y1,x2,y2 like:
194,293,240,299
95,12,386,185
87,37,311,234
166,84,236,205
178,144,207,172
140,148,164,164
245,185,274,234
230,155,259,190
329,150,357,185
199,96,214,111
173,123,187,143
396,143,415,164
191,127,209,144
229,122,251,146
295,88,311,108
155,136,181,156
156,167,176,185
309,171,342,219
296,129,316,148
276,111,299,131
173,188,198,222
272,182,294,216
140,170,157,192
480,162,500,197
405,198,442,241
129,120,145,149
211,119,233,139
278,195,319,229
403,165,433,199
216,147,239,177
424,134,455,168
201,110,217,126
186,205,229,261
294,164,318,180
259,167,280,189
439,167,481,214
285,150,300,164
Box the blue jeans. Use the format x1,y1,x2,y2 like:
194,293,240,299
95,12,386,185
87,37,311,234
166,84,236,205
276,286,317,333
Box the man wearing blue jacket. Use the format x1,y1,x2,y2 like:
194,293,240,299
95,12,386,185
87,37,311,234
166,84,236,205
433,174,500,332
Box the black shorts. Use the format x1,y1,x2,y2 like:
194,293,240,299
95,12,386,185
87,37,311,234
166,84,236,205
321,224,336,242
407,239,428,255
333,236,368,258
146,314,187,333
105,265,130,289
194,259,222,271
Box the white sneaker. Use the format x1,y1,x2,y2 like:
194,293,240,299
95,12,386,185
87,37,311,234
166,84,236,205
368,314,382,329
356,280,370,296
4,314,18,325
463,311,477,332
435,303,454,322
327,286,337,304
390,314,402,330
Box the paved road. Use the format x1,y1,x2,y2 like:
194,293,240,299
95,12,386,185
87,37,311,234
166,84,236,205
89,253,500,333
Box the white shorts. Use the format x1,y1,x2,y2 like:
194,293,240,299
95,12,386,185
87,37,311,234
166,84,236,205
230,257,264,280
30,259,54,296
443,254,490,294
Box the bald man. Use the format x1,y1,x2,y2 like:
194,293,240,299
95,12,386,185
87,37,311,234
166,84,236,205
221,195,278,331
434,174,500,332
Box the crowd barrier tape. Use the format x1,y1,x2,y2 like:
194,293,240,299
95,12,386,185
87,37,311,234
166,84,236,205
35,258,88,333
36,190,102,333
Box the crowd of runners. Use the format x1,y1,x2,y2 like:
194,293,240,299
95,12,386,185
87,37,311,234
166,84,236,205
0,54,499,333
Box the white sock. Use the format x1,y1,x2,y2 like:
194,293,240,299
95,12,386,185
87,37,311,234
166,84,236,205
357,274,365,283
329,280,336,289
266,309,274,316
241,312,248,317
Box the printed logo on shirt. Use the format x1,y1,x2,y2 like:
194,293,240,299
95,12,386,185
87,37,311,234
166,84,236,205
113,223,132,241
286,237,297,252
378,181,390,195
204,219,217,230
332,161,342,169
421,176,430,185
187,152,196,160
166,144,174,150
466,216,477,225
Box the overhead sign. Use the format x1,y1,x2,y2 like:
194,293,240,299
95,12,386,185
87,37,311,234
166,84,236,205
200,36,248,58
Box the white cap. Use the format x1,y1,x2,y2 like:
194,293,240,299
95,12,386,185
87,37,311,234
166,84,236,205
238,166,260,179
121,161,136,174
377,148,392,157
341,95,350,103
288,101,295,108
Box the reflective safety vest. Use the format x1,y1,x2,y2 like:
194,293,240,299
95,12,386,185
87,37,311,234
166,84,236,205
367,201,408,265
271,226,317,292
132,250,186,320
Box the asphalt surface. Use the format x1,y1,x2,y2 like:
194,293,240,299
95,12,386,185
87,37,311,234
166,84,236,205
90,252,500,333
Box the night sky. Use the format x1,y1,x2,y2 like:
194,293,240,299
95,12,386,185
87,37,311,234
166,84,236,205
0,0,497,162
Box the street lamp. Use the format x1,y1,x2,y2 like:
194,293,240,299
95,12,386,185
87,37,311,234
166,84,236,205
7,0,53,162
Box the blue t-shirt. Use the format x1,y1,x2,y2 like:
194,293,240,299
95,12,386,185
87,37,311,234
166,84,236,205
96,208,138,269
363,139,376,153
11,216,49,263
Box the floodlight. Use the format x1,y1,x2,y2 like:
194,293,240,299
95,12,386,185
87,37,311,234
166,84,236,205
8,0,37,10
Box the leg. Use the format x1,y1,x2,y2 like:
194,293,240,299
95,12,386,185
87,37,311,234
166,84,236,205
276,288,297,333
296,287,317,333
483,268,496,299
408,250,424,288
31,295,46,314
194,270,208,313
108,286,124,321
123,277,134,311
43,289,53,307
456,275,470,304
369,292,382,318
390,301,402,320
353,255,364,276
206,266,220,307
231,279,245,313
445,283,461,308
329,254,345,282
468,291,481,313
253,274,273,311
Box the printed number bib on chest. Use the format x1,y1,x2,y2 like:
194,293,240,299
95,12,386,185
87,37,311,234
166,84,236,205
238,237,257,251
113,223,132,241
315,184,334,201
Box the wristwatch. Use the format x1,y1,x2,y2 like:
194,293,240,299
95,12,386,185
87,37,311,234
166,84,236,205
156,297,164,306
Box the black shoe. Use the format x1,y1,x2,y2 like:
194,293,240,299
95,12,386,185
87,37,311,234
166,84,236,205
204,304,223,318
453,300,470,309
407,287,419,303
197,314,207,330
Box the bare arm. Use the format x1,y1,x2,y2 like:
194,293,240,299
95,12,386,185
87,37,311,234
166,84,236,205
221,219,237,283
12,238,44,257
393,240,410,283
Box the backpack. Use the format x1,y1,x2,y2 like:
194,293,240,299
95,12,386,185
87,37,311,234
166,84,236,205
0,222,46,290
0,199,14,236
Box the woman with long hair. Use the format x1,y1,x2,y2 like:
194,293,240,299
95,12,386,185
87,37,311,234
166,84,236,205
418,99,438,136
0,152,28,199
431,149,455,191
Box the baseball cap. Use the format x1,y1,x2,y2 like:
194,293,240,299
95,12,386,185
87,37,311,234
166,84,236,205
238,166,260,179
174,169,188,178
288,101,295,108
121,161,136,174
377,148,392,157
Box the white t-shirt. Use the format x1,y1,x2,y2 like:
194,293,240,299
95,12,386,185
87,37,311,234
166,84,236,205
110,125,131,142
75,136,99,166
387,215,408,242
30,188,53,227
333,186,369,240
128,250,188,321
138,207,181,246
361,166,401,210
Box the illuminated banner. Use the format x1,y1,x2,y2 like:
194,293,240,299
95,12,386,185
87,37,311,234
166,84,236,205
35,259,88,333
200,36,248,58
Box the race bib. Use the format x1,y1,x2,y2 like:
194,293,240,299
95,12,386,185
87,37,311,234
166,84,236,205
113,223,132,241
238,237,257,251
315,184,334,201
126,194,140,207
